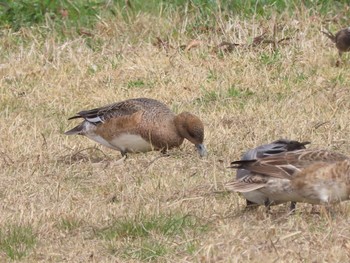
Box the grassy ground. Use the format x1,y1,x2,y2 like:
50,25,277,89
1,0,350,262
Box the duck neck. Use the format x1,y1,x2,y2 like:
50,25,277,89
174,112,191,140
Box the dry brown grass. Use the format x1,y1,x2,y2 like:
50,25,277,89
1,7,350,262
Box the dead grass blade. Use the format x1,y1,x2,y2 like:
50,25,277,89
214,41,240,53
184,39,202,51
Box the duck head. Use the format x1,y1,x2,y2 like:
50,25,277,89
175,112,207,157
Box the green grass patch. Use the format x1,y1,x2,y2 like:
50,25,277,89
330,73,345,85
0,0,116,31
207,69,218,82
227,86,254,98
195,85,254,108
259,50,282,66
199,89,220,104
2,0,349,35
97,213,208,260
126,79,153,89
58,217,82,232
115,0,350,20
0,224,36,260
97,214,205,240
121,241,167,261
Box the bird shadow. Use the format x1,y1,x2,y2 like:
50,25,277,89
58,146,113,165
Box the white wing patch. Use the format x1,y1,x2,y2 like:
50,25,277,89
86,116,104,123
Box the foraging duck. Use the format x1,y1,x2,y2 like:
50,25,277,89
65,98,207,157
322,27,350,65
231,139,309,209
227,149,350,206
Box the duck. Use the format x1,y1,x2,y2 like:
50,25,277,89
228,139,309,210
227,149,350,207
322,27,350,66
65,98,207,157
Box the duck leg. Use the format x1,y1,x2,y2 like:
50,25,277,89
120,150,128,158
264,199,273,213
289,202,296,212
336,51,343,67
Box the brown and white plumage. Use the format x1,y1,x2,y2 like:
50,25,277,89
230,139,309,209
65,98,207,157
227,149,350,205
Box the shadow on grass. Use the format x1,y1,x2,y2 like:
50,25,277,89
58,146,112,165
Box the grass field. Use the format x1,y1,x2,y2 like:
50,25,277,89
1,0,350,262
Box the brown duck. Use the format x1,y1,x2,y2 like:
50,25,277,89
322,27,350,65
65,98,207,157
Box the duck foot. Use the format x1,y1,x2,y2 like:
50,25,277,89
289,202,297,214
264,199,273,213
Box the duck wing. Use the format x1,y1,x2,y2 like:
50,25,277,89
231,149,349,180
67,98,167,124
225,175,267,192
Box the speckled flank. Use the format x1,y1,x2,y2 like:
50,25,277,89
292,159,350,204
228,149,350,205
228,139,309,207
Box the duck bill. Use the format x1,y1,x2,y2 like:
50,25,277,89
196,144,208,157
